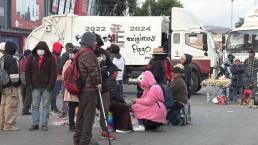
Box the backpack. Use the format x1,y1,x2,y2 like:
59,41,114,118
159,84,174,109
167,107,187,126
0,57,10,88
63,48,92,95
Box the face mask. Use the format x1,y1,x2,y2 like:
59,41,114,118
0,52,3,58
37,49,45,56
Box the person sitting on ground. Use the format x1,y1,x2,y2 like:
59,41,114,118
62,47,79,132
132,71,166,132
107,67,133,133
169,64,188,108
167,64,188,125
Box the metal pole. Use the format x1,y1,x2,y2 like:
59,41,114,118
231,0,234,29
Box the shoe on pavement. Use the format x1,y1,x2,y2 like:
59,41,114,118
59,113,68,119
116,129,131,133
29,125,39,131
101,131,116,140
133,125,145,132
3,126,20,131
50,111,61,116
150,126,163,132
22,111,32,115
41,125,48,131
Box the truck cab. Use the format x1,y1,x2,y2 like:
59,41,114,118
171,8,218,93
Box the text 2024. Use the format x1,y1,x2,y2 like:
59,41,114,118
130,26,151,31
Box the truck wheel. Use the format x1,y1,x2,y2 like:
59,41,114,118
191,72,200,94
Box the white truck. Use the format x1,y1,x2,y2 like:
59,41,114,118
25,7,218,93
223,7,258,62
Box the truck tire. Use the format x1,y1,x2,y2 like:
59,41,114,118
191,72,200,94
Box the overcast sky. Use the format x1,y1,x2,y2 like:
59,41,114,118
180,0,256,28
137,0,257,28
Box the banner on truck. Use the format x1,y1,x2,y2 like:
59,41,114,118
11,0,44,30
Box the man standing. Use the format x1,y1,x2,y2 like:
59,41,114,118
244,50,258,98
50,42,63,115
110,44,125,98
26,41,57,131
73,32,102,145
20,49,32,115
0,42,20,131
94,34,116,140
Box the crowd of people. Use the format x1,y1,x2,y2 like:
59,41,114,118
0,32,194,145
220,50,258,103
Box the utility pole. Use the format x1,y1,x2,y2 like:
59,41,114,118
231,0,234,29
255,0,257,6
148,0,152,16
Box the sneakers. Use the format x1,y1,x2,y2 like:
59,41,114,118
50,109,61,116
116,129,131,133
41,125,48,131
59,112,68,119
3,126,20,131
101,131,116,140
133,125,145,132
150,126,163,132
29,125,39,131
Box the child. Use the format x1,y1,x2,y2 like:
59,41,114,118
230,58,245,102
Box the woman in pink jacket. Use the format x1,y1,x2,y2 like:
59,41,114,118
132,71,166,132
62,52,79,132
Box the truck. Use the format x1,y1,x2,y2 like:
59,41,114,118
25,7,219,93
222,7,258,62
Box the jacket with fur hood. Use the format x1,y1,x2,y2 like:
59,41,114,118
26,41,57,91
3,42,20,87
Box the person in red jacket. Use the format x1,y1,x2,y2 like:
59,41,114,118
50,42,63,115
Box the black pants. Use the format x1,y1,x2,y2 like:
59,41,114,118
21,83,32,113
68,102,79,129
143,120,162,131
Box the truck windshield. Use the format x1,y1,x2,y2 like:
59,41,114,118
226,30,258,52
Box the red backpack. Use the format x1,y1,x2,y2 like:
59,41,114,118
64,48,93,95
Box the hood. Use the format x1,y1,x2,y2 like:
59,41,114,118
5,42,17,55
52,42,63,56
137,71,156,89
32,41,51,54
114,53,121,59
184,54,193,64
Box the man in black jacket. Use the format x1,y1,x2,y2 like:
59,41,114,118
180,54,193,99
0,42,20,131
94,33,116,140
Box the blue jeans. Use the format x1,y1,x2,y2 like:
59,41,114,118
32,89,50,125
50,80,63,111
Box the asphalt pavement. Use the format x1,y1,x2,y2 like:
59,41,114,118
1,85,258,145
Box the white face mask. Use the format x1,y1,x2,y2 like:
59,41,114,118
0,52,3,58
37,49,45,56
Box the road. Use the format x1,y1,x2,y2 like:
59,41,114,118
1,85,258,145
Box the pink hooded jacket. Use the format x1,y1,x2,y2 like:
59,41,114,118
132,71,166,124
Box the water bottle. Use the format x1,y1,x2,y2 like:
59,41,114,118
206,93,210,103
107,111,114,132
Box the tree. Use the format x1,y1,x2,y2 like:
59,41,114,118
235,17,244,28
134,0,183,16
97,0,137,16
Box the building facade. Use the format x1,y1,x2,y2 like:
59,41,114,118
0,0,97,53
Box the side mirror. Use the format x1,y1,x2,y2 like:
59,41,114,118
203,44,208,52
203,33,208,45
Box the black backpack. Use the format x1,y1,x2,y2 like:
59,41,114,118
159,84,174,109
167,107,187,126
